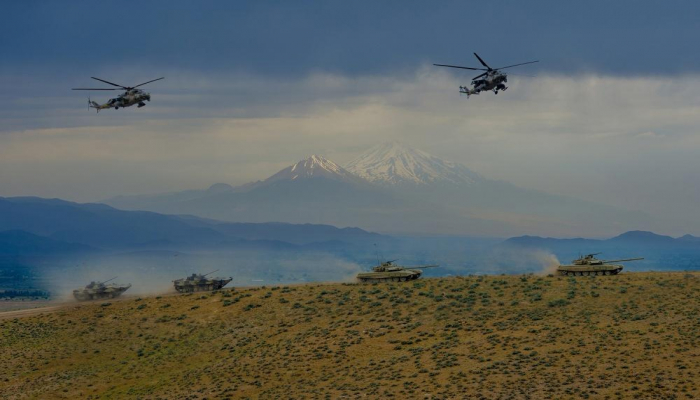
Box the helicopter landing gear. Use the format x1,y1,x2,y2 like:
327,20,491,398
494,84,508,94
138,102,146,108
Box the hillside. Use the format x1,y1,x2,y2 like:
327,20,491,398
0,197,381,249
1,272,698,398
0,230,96,256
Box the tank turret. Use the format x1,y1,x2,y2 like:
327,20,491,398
558,253,643,276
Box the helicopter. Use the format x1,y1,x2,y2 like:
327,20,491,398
434,53,538,97
72,76,164,112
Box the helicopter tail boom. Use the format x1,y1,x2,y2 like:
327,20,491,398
88,98,101,113
459,86,477,97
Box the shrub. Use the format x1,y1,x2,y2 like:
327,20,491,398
548,299,570,308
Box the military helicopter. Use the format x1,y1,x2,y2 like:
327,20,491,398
434,53,538,97
72,76,164,112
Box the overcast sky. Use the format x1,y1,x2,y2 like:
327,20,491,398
2,1,700,235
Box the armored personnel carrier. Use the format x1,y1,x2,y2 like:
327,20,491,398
73,277,131,301
357,260,438,283
173,270,232,293
557,253,643,276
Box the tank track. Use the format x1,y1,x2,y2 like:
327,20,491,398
558,269,621,277
358,276,419,283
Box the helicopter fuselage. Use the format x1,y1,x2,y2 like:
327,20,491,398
91,89,151,111
460,71,508,96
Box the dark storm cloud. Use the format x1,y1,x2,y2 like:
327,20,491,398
2,0,699,77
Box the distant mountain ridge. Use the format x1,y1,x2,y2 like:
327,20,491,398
0,229,97,256
505,230,690,248
0,197,383,250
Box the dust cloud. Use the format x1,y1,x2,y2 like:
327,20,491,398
533,251,562,276
478,246,561,276
39,249,364,300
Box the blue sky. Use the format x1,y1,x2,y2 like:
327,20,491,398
2,1,700,235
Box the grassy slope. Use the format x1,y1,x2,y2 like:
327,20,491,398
1,272,699,399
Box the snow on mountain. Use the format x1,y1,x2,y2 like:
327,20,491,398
264,155,364,185
345,142,483,186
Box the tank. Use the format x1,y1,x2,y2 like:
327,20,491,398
357,260,439,283
173,270,232,293
73,277,131,301
557,253,643,276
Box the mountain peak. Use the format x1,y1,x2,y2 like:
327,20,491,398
610,230,675,242
345,142,483,186
265,155,362,184
206,183,234,193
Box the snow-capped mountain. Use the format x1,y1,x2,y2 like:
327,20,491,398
264,155,364,185
345,142,483,186
104,143,649,236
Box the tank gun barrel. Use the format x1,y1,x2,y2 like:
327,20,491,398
202,269,220,277
99,276,118,285
602,257,644,263
412,265,440,269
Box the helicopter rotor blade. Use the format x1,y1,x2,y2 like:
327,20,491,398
72,88,119,90
494,60,539,70
132,77,165,88
473,53,492,70
90,77,128,88
433,64,487,71
472,72,488,80
503,72,536,78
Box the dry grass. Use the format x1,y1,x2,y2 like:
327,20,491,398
1,272,699,399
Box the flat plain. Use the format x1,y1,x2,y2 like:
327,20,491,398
1,272,698,399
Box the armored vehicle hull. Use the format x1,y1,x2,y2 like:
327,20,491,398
73,284,131,301
357,269,423,282
357,260,438,283
173,277,232,293
557,254,642,276
557,264,623,276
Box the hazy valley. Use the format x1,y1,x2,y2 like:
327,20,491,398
2,195,700,301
